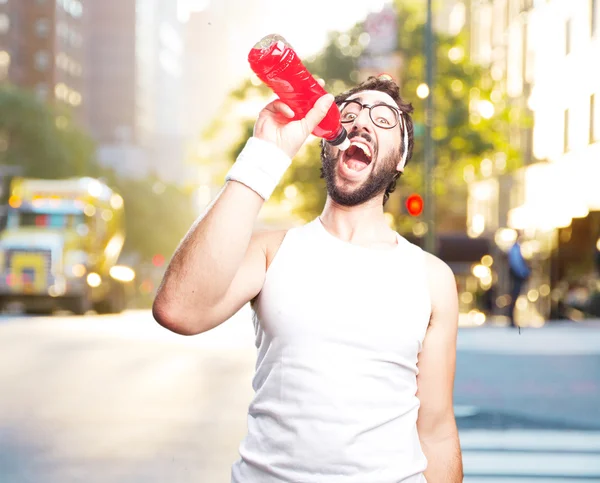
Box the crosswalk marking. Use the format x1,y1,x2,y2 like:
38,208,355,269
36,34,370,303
460,429,600,452
463,452,600,477
460,430,600,481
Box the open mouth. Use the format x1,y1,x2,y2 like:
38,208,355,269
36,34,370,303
342,141,373,172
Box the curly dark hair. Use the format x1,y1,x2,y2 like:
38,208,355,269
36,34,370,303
320,76,415,205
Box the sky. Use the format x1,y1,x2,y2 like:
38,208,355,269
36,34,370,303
178,0,391,56
177,0,394,135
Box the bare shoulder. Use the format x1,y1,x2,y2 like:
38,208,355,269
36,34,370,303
423,252,456,286
252,229,288,269
423,252,459,325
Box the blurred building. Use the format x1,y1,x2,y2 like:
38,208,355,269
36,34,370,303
85,0,137,144
467,0,600,322
0,0,86,123
137,0,188,184
84,0,145,179
85,0,190,184
357,4,402,82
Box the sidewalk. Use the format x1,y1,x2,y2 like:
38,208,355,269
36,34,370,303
457,318,600,354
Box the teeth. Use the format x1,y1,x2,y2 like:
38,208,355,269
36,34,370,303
350,141,372,160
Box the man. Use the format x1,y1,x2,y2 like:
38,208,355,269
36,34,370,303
507,233,531,328
153,75,462,482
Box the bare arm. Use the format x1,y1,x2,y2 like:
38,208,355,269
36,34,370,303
152,94,335,335
152,183,266,335
417,254,463,482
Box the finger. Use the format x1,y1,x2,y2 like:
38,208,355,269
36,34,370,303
264,99,295,118
316,77,326,88
303,93,335,132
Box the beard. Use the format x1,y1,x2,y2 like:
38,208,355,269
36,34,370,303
321,135,401,207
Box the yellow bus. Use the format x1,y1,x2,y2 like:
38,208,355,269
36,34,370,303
0,177,135,315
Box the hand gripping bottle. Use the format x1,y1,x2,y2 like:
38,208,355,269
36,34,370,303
248,34,350,151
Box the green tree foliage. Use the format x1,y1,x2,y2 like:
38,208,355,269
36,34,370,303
0,85,195,266
101,173,197,263
0,86,96,178
304,26,367,87
393,1,523,232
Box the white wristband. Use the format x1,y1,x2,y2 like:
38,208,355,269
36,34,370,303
225,137,292,200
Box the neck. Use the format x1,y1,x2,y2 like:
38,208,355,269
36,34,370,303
319,195,397,247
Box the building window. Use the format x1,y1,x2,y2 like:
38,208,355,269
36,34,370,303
35,18,50,38
72,2,83,18
34,50,50,71
55,82,67,100
564,109,570,152
0,13,9,34
68,90,81,106
592,94,597,143
56,52,66,70
592,0,598,37
565,19,572,55
61,0,83,18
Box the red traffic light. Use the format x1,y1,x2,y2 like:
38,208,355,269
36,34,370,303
406,194,424,217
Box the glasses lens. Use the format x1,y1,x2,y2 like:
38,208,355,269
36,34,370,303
340,101,362,123
371,105,398,128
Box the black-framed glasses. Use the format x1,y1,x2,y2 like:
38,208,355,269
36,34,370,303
338,100,402,129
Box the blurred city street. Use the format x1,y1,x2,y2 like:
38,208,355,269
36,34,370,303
1,0,600,481
1,308,599,483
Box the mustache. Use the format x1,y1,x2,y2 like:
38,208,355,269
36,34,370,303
347,131,373,145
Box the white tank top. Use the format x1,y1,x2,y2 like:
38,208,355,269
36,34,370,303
231,218,431,483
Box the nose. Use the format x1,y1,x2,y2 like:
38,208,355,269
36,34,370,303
350,107,374,134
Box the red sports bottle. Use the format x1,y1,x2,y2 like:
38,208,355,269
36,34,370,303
248,34,350,151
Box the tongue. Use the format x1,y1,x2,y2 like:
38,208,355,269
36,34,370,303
346,159,369,171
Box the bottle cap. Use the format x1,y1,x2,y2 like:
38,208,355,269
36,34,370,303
335,136,351,151
327,127,350,151
253,34,289,51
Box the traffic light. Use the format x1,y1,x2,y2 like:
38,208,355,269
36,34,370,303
405,193,424,217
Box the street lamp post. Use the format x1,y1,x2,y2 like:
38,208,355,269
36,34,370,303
424,0,436,254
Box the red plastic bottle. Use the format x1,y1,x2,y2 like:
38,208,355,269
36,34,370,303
248,34,350,150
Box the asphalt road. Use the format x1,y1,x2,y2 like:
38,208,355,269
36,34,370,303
1,308,599,483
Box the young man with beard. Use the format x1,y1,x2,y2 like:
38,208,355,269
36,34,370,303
153,76,462,482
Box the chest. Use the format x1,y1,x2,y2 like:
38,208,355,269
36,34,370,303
256,248,431,355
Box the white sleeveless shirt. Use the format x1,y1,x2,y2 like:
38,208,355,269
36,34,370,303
231,218,431,483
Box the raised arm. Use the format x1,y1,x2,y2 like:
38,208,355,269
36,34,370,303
416,253,463,482
152,94,335,336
